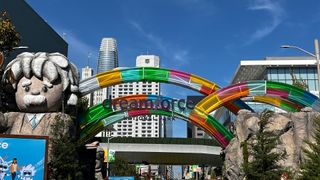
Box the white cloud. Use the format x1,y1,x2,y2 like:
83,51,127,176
245,0,286,45
129,21,189,66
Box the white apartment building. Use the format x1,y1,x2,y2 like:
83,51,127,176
81,66,94,107
111,55,161,137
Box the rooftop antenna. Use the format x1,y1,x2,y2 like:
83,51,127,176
87,52,92,67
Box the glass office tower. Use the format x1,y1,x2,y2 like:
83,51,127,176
94,38,119,105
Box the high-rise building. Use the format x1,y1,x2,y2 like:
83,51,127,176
111,55,162,137
97,38,118,73
81,66,94,107
93,38,119,105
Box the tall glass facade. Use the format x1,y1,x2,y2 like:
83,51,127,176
94,38,119,105
267,67,318,93
97,38,118,73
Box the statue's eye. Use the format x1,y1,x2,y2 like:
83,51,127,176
42,86,48,92
24,86,30,92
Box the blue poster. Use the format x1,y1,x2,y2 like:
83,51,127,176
109,177,134,180
0,136,47,180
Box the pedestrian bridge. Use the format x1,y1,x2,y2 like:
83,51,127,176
99,137,223,165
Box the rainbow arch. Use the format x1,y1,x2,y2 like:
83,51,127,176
78,68,320,148
196,80,320,114
241,96,302,112
79,95,233,148
79,92,305,147
79,67,253,113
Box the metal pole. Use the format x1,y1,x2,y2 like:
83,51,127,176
315,39,320,97
107,137,110,178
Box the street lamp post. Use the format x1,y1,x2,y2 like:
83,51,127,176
281,39,320,96
106,136,115,178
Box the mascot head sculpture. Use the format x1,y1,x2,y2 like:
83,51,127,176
2,52,79,113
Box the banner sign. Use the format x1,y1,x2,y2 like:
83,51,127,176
103,148,116,163
108,149,116,162
0,134,48,180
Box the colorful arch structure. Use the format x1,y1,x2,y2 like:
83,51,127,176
79,69,320,148
195,80,320,114
242,96,303,112
79,67,253,113
79,90,306,147
79,95,233,148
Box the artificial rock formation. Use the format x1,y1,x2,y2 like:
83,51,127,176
224,109,319,180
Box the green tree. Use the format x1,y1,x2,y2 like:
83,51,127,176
110,157,136,176
0,11,20,111
290,69,308,90
299,116,320,179
242,110,287,180
0,11,20,55
48,115,83,180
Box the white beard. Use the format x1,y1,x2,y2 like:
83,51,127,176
23,95,46,106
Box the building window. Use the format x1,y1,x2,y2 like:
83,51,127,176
145,59,150,63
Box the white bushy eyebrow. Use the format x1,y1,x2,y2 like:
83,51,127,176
43,80,53,88
21,80,32,87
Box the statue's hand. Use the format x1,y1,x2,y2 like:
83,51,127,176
0,112,7,133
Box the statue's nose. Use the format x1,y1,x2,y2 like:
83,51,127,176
31,90,40,95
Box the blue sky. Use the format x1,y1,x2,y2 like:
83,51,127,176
26,0,320,137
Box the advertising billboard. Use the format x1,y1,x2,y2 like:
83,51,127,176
0,134,48,180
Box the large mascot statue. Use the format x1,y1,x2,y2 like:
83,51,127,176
0,52,79,135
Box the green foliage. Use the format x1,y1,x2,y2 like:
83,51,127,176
290,69,308,90
0,11,20,54
48,115,83,180
210,169,216,179
241,140,249,174
77,97,89,113
299,116,320,179
242,110,287,180
110,156,136,176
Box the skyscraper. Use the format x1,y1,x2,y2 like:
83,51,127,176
97,38,118,73
94,38,119,105
81,66,94,107
111,55,162,137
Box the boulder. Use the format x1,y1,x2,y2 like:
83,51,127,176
224,111,320,180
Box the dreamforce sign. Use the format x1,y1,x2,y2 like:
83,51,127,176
102,96,196,111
